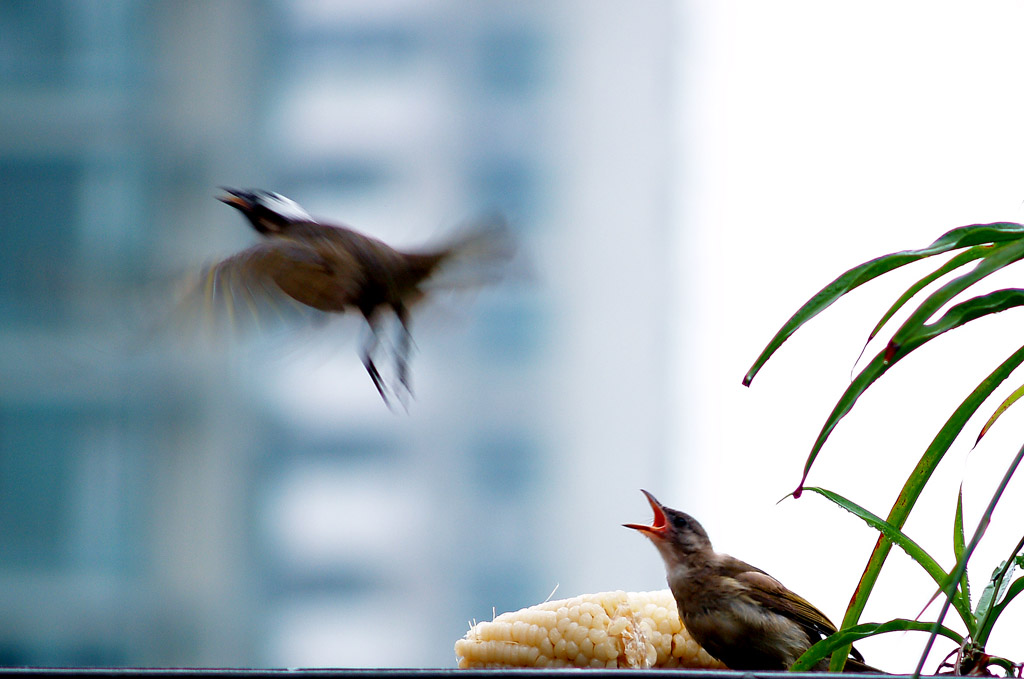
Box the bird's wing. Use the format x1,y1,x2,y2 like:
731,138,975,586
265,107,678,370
735,568,838,635
730,562,865,663
176,239,355,333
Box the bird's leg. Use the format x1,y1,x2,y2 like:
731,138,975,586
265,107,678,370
393,304,413,409
361,320,391,408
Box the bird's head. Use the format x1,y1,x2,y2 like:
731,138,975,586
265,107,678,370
624,490,713,565
218,187,314,235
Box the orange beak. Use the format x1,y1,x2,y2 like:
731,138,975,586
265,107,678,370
623,489,669,538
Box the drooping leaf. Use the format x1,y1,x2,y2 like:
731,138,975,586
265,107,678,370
851,245,993,373
834,345,1024,669
744,222,1024,387
975,382,1024,446
909,288,1024,345
877,239,1024,362
791,235,1024,494
796,283,1024,496
791,619,964,672
803,486,972,626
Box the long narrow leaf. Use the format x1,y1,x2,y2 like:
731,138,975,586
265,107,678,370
906,288,1024,347
792,619,964,672
954,487,971,612
834,344,1024,669
803,486,973,625
794,240,1024,497
915,441,1024,677
853,245,994,371
744,222,1024,386
796,285,1024,496
976,382,1024,446
886,240,1024,353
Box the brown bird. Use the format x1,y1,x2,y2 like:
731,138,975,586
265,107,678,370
190,187,512,406
624,490,880,672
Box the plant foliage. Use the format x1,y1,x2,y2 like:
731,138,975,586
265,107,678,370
745,223,1024,675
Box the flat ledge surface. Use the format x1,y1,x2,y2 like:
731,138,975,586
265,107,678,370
0,670,922,679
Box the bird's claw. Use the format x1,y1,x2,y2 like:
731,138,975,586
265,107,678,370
362,343,412,412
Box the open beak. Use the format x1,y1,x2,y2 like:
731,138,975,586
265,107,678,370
623,489,669,538
217,187,252,210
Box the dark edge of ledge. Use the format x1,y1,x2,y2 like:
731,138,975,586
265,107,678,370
0,669,923,678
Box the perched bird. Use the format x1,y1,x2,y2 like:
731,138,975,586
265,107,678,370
189,187,512,406
624,490,879,672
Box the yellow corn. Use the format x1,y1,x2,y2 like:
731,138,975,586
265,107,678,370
454,589,727,669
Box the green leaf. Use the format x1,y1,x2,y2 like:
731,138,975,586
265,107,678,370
794,263,1024,497
803,486,973,626
909,288,1024,346
835,344,1024,667
795,288,1024,498
792,619,964,672
987,575,1024,632
982,654,1024,677
741,224,1024,673
744,222,1024,387
853,245,992,369
954,487,971,612
975,562,1008,622
975,382,1024,446
974,533,1024,647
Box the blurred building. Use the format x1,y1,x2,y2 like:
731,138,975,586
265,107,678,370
0,0,674,668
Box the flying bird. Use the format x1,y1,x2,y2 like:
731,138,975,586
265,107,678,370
624,490,881,672
184,187,513,406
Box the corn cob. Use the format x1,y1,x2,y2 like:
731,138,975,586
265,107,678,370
455,589,727,669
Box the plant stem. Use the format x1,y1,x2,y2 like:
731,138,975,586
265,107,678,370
914,442,1024,677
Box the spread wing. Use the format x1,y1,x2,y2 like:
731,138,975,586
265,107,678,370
174,239,360,335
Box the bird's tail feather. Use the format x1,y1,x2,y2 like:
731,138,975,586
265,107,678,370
418,213,517,290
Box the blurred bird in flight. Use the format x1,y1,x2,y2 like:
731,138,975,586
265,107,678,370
180,187,513,408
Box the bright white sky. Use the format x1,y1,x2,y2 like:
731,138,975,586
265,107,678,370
673,2,1024,672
